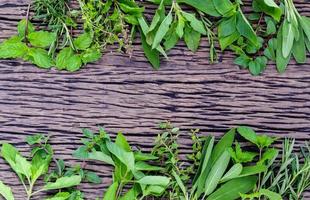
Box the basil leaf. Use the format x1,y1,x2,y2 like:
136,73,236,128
177,0,221,17
236,11,258,47
184,24,201,52
103,182,118,200
44,176,82,190
140,28,160,69
212,0,234,16
282,20,294,58
204,150,231,195
182,12,206,35
0,181,14,200
252,0,282,21
220,163,243,183
152,11,173,49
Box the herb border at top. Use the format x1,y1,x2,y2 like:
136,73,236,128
0,0,309,75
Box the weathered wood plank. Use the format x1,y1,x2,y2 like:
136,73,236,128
0,0,310,199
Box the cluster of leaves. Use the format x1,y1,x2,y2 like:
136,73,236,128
0,134,99,200
79,0,144,56
73,128,170,200
139,0,216,69
0,19,101,72
152,124,310,200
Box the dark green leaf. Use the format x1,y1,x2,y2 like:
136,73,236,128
28,31,56,48
184,24,201,52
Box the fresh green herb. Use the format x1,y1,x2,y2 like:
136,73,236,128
0,134,93,200
74,127,170,200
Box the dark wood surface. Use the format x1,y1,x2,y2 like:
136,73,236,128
0,0,309,199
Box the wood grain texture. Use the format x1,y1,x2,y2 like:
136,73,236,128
0,0,310,199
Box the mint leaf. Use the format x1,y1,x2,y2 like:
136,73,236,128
28,31,56,48
56,47,74,70
0,38,28,59
80,48,101,64
27,48,54,69
17,19,35,38
73,33,92,50
66,55,82,72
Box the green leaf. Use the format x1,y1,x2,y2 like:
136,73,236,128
204,150,231,195
17,19,35,38
212,0,234,16
14,154,32,179
0,181,14,200
181,12,206,35
0,39,28,59
211,128,235,165
103,182,118,200
28,31,56,48
171,170,187,198
220,163,243,183
236,11,258,47
73,33,92,50
292,28,306,63
1,144,19,174
27,48,54,69
85,171,101,184
282,20,294,58
276,24,291,73
194,136,215,198
148,1,165,34
119,187,138,200
80,48,102,64
137,176,170,187
256,135,276,148
119,3,144,16
44,176,82,190
257,148,278,165
164,22,179,50
57,48,82,71
45,192,70,200
152,11,173,49
238,164,267,178
237,126,258,145
176,14,185,38
135,161,162,171
249,56,267,76
229,142,258,163
134,151,158,161
218,15,237,38
184,24,201,52
206,176,258,200
106,142,135,171
139,28,160,70
299,16,310,40
234,54,251,69
115,132,132,152
219,31,240,50
177,0,221,17
259,189,282,200
88,150,115,166
252,0,282,21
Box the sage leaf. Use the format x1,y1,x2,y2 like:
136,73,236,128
282,20,294,58
276,24,291,73
220,163,243,183
292,29,306,63
206,176,258,200
237,164,267,178
204,150,231,195
0,181,14,200
44,176,82,190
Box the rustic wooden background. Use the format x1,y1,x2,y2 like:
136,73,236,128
0,0,309,199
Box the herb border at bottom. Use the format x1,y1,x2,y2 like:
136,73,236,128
0,123,309,200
